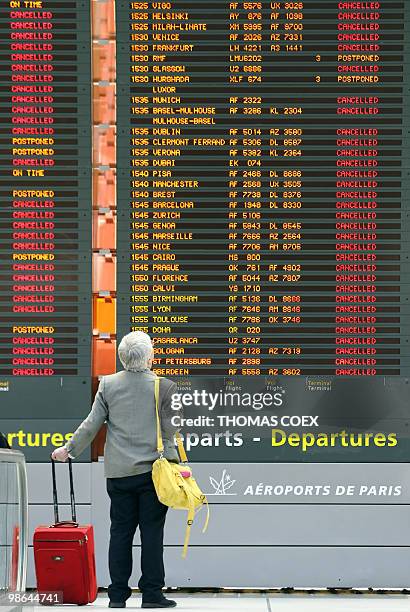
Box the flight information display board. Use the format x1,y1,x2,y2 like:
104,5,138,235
0,0,92,422
115,1,410,461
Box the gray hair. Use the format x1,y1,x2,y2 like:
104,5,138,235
118,331,153,371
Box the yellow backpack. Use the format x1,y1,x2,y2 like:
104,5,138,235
151,377,209,558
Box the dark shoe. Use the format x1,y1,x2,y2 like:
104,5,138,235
141,598,177,608
109,602,126,608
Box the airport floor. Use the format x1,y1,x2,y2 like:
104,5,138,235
6,591,410,611
72,592,410,611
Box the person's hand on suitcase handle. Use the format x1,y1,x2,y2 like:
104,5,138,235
51,446,69,462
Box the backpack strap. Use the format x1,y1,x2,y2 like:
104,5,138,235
182,499,195,559
193,495,210,534
200,496,210,533
154,376,164,456
180,482,210,558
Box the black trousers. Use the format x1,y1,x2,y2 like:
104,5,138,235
106,471,168,603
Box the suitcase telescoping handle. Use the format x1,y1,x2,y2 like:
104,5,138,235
50,454,78,527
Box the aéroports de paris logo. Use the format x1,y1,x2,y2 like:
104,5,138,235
207,469,237,496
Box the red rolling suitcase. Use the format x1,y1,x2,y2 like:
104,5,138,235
33,457,97,605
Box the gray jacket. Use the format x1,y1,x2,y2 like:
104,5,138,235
65,369,181,478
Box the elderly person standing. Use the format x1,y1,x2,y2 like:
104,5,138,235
52,331,180,609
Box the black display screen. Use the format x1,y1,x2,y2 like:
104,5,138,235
116,1,410,378
0,0,92,420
